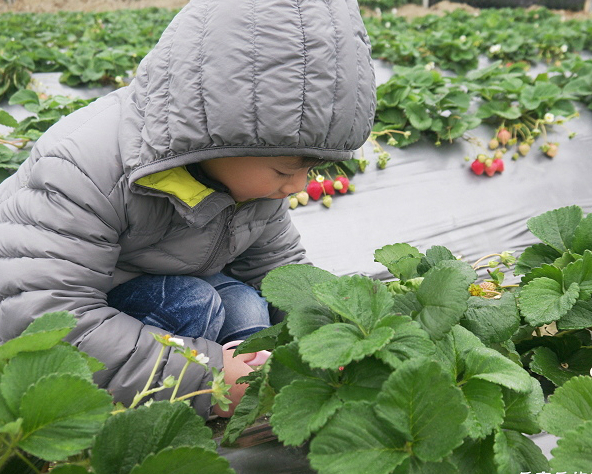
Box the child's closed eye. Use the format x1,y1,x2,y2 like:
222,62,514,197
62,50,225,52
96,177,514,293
274,170,293,177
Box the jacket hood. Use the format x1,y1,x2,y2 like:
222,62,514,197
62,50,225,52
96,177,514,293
120,0,376,184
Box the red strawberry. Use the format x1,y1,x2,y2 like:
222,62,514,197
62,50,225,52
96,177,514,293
493,158,504,172
334,176,350,194
484,164,497,177
321,179,335,195
497,128,511,146
306,180,323,200
471,159,485,175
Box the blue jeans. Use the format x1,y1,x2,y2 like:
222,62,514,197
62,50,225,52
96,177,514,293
107,273,270,344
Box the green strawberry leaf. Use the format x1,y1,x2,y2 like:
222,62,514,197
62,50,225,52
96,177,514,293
526,205,582,253
519,263,563,286
518,278,579,326
0,109,18,128
539,375,592,437
375,358,468,462
461,379,505,440
91,401,215,474
222,374,274,446
286,304,336,339
336,357,392,402
450,435,496,474
548,420,592,472
405,102,432,130
463,347,533,393
298,323,394,369
514,243,561,276
571,213,592,254
414,264,473,340
557,298,592,330
434,324,484,381
261,264,337,313
377,108,406,128
374,315,435,370
493,429,549,474
271,379,342,446
529,346,592,387
234,322,286,354
1,345,93,416
308,401,409,474
461,293,520,345
18,374,112,462
0,312,77,360
391,290,423,316
128,446,235,474
312,275,394,333
501,379,544,434
374,243,423,281
416,245,457,275
562,249,592,300
267,342,322,392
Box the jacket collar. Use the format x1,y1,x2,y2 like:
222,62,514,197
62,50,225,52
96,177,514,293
134,166,236,228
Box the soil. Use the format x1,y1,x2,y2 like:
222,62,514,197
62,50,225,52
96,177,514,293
1,0,589,19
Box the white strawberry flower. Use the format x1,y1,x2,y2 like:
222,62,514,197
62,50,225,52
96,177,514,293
384,21,391,28
425,62,435,71
193,352,210,365
168,337,185,346
489,44,501,54
544,113,555,124
460,35,466,42
560,44,568,53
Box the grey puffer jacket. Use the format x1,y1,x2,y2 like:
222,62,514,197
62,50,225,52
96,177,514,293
0,0,375,417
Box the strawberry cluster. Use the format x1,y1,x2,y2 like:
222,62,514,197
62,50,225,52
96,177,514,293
289,174,353,209
470,154,504,177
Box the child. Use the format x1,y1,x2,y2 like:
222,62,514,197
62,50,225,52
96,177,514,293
0,0,376,418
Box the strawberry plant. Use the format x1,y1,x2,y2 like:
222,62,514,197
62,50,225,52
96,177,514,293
0,312,235,473
222,204,592,473
0,90,94,179
373,64,481,149
0,52,33,102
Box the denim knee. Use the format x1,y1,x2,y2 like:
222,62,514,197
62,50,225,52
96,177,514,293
201,274,270,344
107,274,226,340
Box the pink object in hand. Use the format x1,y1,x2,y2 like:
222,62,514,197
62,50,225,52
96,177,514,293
222,340,271,366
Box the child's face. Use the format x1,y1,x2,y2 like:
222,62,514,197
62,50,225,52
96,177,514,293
200,156,311,202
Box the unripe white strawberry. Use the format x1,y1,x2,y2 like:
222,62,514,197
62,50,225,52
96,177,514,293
322,195,332,208
546,143,558,158
489,138,499,149
518,143,530,156
296,191,309,206
289,196,299,209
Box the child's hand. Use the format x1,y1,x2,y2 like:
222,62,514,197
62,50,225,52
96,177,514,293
212,349,254,417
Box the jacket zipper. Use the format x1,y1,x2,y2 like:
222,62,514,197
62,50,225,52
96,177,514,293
197,201,251,274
